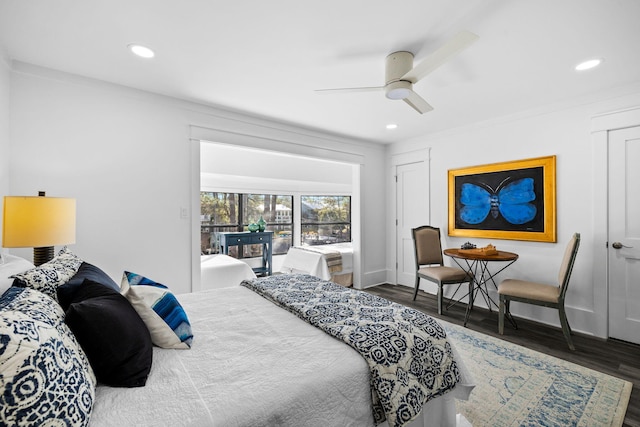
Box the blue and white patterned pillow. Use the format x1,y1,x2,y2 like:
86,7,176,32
10,247,83,301
0,287,96,426
120,271,193,349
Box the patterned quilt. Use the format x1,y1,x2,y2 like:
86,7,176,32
241,274,460,427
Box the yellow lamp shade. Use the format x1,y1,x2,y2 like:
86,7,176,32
2,196,76,248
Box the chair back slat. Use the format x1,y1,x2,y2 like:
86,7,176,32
558,233,580,298
412,226,444,266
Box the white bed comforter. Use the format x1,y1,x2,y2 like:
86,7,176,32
200,254,256,290
90,286,375,427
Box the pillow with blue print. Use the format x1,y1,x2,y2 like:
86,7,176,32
10,247,82,301
120,271,193,349
0,287,96,427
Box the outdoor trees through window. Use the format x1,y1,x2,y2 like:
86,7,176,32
301,195,351,246
201,192,293,256
201,193,351,257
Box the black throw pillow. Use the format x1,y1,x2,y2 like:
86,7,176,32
64,279,153,387
58,261,120,311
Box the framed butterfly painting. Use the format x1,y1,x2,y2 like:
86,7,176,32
448,155,556,242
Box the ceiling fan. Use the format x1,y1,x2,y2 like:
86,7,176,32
316,31,479,114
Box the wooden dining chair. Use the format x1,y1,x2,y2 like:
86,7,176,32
498,233,580,350
412,226,474,316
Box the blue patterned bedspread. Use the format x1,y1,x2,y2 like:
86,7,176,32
241,274,460,427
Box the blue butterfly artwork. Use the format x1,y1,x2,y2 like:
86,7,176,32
459,177,537,225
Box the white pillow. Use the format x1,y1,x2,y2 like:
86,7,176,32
120,271,193,349
0,253,35,295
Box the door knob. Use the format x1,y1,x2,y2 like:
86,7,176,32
612,242,633,249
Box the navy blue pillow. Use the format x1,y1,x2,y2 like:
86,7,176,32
64,279,153,387
58,262,119,311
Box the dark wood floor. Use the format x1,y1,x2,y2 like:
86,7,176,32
364,284,640,427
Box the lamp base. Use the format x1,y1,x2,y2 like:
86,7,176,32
33,246,55,266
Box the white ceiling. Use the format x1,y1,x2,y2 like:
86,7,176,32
1,0,639,144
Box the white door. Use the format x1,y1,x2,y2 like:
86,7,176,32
608,125,640,344
396,162,429,286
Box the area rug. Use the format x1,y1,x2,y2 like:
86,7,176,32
441,321,632,427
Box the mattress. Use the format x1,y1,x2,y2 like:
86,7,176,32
200,254,256,290
89,285,474,427
280,242,354,285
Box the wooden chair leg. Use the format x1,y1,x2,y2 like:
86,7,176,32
437,283,443,315
559,306,575,351
498,296,506,335
413,276,420,301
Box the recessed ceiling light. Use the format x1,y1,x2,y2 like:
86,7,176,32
386,124,398,130
128,44,155,59
575,58,602,71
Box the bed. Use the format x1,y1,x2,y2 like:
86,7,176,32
281,242,354,286
200,254,256,290
1,250,474,427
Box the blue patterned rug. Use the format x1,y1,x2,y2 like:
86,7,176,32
441,321,632,427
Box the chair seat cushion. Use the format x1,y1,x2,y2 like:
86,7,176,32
498,279,559,303
418,266,471,283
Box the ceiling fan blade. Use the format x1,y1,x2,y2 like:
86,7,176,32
314,86,383,94
401,31,479,83
403,91,434,114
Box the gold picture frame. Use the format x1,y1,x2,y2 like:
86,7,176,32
448,155,556,242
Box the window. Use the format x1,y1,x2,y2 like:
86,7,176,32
201,192,293,256
301,195,351,246
242,194,293,256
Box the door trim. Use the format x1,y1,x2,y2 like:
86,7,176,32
389,148,431,285
591,106,640,338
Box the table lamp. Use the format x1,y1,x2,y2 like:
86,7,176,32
2,192,76,266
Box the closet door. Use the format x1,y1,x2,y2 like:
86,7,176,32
608,125,640,345
395,161,428,286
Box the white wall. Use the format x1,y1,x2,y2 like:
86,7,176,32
9,63,193,291
201,143,353,188
0,53,10,242
200,142,353,196
387,86,640,338
7,62,387,293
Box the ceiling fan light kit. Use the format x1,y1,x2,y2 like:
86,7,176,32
317,31,479,115
385,81,413,100
385,51,414,100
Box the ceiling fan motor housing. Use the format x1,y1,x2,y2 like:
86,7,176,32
385,51,414,100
